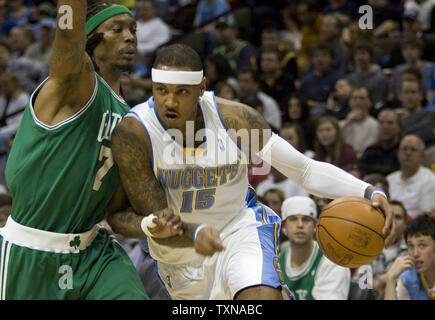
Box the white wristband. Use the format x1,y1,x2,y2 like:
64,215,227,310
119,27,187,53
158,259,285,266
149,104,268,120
141,214,157,238
193,224,208,243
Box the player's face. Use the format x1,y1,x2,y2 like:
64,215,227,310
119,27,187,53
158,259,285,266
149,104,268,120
407,235,435,273
152,66,206,133
284,215,316,245
92,13,137,73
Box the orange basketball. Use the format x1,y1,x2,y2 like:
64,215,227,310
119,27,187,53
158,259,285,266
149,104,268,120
316,196,385,268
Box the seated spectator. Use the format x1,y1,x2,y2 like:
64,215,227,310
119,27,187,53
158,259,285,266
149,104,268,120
403,0,435,33
358,108,401,177
214,81,237,101
0,72,28,136
260,26,298,80
423,114,435,172
237,67,281,130
262,188,289,251
389,9,435,68
0,40,47,94
345,40,389,108
384,213,435,300
135,0,171,57
213,16,258,73
389,37,432,101
9,26,35,59
387,134,435,218
204,53,237,91
318,13,349,74
299,42,344,115
296,0,323,72
281,93,316,150
367,200,409,299
340,84,379,158
398,76,435,147
280,122,314,159
314,115,358,169
259,45,295,108
368,0,399,38
326,78,352,120
1,0,31,35
255,166,308,200
24,18,55,68
279,196,351,300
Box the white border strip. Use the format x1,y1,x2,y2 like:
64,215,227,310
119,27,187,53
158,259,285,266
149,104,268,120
151,68,203,85
1,241,11,300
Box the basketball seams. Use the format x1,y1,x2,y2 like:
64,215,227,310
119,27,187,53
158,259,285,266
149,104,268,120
323,199,386,218
318,215,385,240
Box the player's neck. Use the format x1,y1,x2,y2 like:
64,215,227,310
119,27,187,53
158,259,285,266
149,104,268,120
290,240,313,268
98,66,123,97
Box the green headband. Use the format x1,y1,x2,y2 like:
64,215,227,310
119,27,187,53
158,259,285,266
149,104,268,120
86,4,134,35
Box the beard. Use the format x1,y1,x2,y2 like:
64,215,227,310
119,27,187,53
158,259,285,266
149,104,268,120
116,60,136,74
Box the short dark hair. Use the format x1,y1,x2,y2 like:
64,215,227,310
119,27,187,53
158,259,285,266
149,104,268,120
237,67,260,83
311,42,334,59
404,213,435,242
353,40,374,58
153,43,203,71
390,200,408,222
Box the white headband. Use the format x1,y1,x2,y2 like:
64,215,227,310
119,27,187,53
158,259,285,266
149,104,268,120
151,68,204,85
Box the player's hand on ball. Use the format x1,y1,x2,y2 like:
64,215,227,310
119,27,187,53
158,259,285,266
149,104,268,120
371,193,396,248
194,226,225,256
147,208,184,238
386,255,415,281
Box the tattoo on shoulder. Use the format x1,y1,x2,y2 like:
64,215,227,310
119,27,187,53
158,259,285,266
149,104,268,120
242,106,268,130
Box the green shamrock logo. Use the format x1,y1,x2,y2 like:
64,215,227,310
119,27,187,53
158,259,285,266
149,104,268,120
69,236,81,249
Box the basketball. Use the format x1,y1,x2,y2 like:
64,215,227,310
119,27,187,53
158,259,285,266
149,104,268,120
316,196,385,268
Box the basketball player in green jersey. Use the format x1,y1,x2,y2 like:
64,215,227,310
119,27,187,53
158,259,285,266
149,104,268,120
0,1,180,299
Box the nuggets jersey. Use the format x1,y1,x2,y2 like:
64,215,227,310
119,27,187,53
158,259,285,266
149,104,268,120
128,91,251,264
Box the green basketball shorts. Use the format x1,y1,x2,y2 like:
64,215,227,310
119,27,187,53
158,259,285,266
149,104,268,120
0,216,148,300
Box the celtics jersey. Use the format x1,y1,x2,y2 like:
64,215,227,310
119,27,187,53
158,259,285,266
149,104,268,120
5,74,129,233
279,242,324,300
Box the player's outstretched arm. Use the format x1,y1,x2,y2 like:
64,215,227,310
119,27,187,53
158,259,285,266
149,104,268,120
33,0,95,125
216,96,396,246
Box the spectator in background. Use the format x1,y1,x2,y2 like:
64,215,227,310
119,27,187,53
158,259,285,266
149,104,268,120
389,9,435,68
240,94,277,132
340,84,379,158
279,196,351,300
0,72,28,137
193,0,230,27
387,134,435,218
299,42,343,115
368,0,398,38
354,200,408,300
259,45,295,108
345,40,389,108
398,76,435,147
9,26,35,59
358,108,401,177
363,172,390,200
214,81,237,101
204,53,237,91
319,13,349,74
0,40,46,94
256,166,308,200
385,213,435,300
1,0,31,35
260,26,298,80
296,0,323,72
280,122,314,159
24,18,55,68
389,37,432,101
281,93,316,150
314,115,358,169
262,188,289,251
326,78,352,120
237,67,281,130
135,0,171,57
213,16,258,73
403,0,435,33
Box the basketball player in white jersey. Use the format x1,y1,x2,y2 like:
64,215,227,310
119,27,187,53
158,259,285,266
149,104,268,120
108,44,397,300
